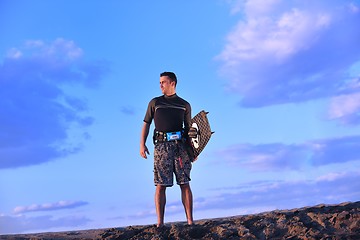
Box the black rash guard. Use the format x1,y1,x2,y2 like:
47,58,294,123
144,94,191,133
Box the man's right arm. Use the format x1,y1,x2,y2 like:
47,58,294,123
140,122,150,159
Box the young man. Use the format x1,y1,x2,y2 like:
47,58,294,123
140,71,194,227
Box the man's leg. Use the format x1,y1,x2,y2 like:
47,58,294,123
180,183,194,225
155,185,167,227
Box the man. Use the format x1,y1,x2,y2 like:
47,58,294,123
140,71,194,227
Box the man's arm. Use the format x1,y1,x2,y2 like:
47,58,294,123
140,122,150,159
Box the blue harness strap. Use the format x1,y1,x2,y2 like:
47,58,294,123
153,130,183,144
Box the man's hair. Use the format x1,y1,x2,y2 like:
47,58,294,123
160,72,177,86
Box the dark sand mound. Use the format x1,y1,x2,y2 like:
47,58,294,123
2,201,359,240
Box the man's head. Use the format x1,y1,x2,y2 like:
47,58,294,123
160,72,177,86
160,72,177,96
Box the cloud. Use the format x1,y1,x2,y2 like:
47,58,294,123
113,128,360,225
215,135,360,171
197,171,360,213
118,198,210,222
0,200,89,234
327,92,360,125
218,0,360,107
124,171,360,221
120,105,136,115
0,214,91,234
215,143,308,171
13,200,89,214
0,38,108,169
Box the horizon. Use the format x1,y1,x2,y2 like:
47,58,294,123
1,0,360,235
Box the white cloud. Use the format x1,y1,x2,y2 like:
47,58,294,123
216,143,308,171
201,171,360,211
221,8,331,63
218,0,360,108
0,200,89,234
0,39,108,169
244,0,281,16
316,172,347,182
13,200,88,214
6,48,22,59
120,105,136,115
0,214,91,234
128,171,360,221
349,2,359,13
216,135,360,171
328,92,360,125
24,38,83,61
227,0,282,16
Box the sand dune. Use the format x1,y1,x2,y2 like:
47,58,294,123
1,201,359,239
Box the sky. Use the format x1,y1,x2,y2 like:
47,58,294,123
1,0,360,235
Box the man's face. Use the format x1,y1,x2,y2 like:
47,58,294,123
160,76,175,95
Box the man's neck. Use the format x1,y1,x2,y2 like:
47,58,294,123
164,93,176,97
164,90,176,97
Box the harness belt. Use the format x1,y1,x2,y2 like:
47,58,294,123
153,130,183,144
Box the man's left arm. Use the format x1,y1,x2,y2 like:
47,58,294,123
184,102,192,131
184,103,197,138
140,122,150,159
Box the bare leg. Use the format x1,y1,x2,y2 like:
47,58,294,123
155,185,167,227
180,183,194,225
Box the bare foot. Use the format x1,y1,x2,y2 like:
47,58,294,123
187,221,194,226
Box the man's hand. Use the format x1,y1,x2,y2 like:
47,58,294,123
140,145,150,159
188,127,198,138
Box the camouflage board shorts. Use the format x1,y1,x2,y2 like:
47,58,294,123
154,141,192,186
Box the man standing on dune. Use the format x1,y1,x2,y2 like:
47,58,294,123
140,71,194,227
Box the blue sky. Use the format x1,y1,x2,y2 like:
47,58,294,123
1,0,360,234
